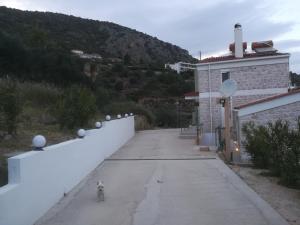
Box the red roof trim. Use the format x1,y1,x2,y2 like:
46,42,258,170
184,91,199,97
199,52,288,63
235,89,300,109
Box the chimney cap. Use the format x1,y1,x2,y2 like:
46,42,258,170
234,23,242,28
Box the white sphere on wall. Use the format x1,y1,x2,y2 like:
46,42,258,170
125,113,128,117
117,114,122,119
32,135,46,150
105,115,111,121
95,121,102,128
130,113,133,116
77,129,86,138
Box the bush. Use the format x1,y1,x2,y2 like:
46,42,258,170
114,81,124,91
280,145,300,187
19,82,61,107
154,105,177,128
94,87,112,109
267,120,290,176
242,119,300,188
56,86,97,129
135,115,152,130
280,119,300,187
0,155,8,187
0,78,22,135
242,122,271,168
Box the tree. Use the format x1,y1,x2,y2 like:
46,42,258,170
124,53,131,65
0,78,21,135
56,86,96,129
27,26,48,49
290,72,300,87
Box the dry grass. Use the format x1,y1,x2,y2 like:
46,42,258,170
0,105,75,155
231,166,300,225
0,104,75,186
0,124,74,155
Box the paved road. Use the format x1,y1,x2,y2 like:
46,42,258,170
36,129,289,225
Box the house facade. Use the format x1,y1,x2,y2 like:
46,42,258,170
195,24,290,145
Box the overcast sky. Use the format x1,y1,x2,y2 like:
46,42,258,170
1,0,300,72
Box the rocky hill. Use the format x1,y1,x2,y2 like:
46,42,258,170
0,6,196,65
0,6,196,133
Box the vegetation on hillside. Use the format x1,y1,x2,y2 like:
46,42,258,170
290,72,300,87
0,7,198,186
0,6,196,66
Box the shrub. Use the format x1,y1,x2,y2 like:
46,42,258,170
135,115,152,130
56,86,97,129
280,119,300,187
154,105,177,128
280,145,300,187
242,119,300,188
242,122,271,168
19,82,61,107
94,87,112,109
0,78,22,135
267,120,290,176
114,81,124,91
0,155,8,187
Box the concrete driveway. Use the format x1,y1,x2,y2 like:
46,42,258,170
36,129,289,225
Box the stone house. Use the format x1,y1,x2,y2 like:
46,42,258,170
234,89,300,161
194,24,290,145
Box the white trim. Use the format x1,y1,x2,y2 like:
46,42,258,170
199,88,287,98
196,54,289,71
221,69,230,73
238,92,300,117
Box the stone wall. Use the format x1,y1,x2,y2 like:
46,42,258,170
239,101,300,130
199,98,221,133
198,63,289,92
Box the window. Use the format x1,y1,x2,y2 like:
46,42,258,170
222,72,230,83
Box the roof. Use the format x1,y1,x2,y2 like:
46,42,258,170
235,89,300,109
184,91,199,97
199,52,288,63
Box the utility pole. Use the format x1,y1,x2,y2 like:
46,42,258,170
195,101,200,145
219,79,237,162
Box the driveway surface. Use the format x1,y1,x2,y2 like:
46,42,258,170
36,129,289,225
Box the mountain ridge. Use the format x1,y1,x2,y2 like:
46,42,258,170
0,6,196,65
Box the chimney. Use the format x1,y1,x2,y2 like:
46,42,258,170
234,23,243,58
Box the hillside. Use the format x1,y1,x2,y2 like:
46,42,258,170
0,7,197,186
0,6,196,101
0,7,196,148
0,6,195,65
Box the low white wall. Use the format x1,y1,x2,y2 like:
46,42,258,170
0,117,135,225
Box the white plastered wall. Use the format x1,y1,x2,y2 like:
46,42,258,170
0,117,135,225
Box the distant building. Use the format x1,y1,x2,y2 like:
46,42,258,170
71,49,102,81
71,49,102,60
71,49,84,55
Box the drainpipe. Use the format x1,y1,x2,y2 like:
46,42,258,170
208,64,213,145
